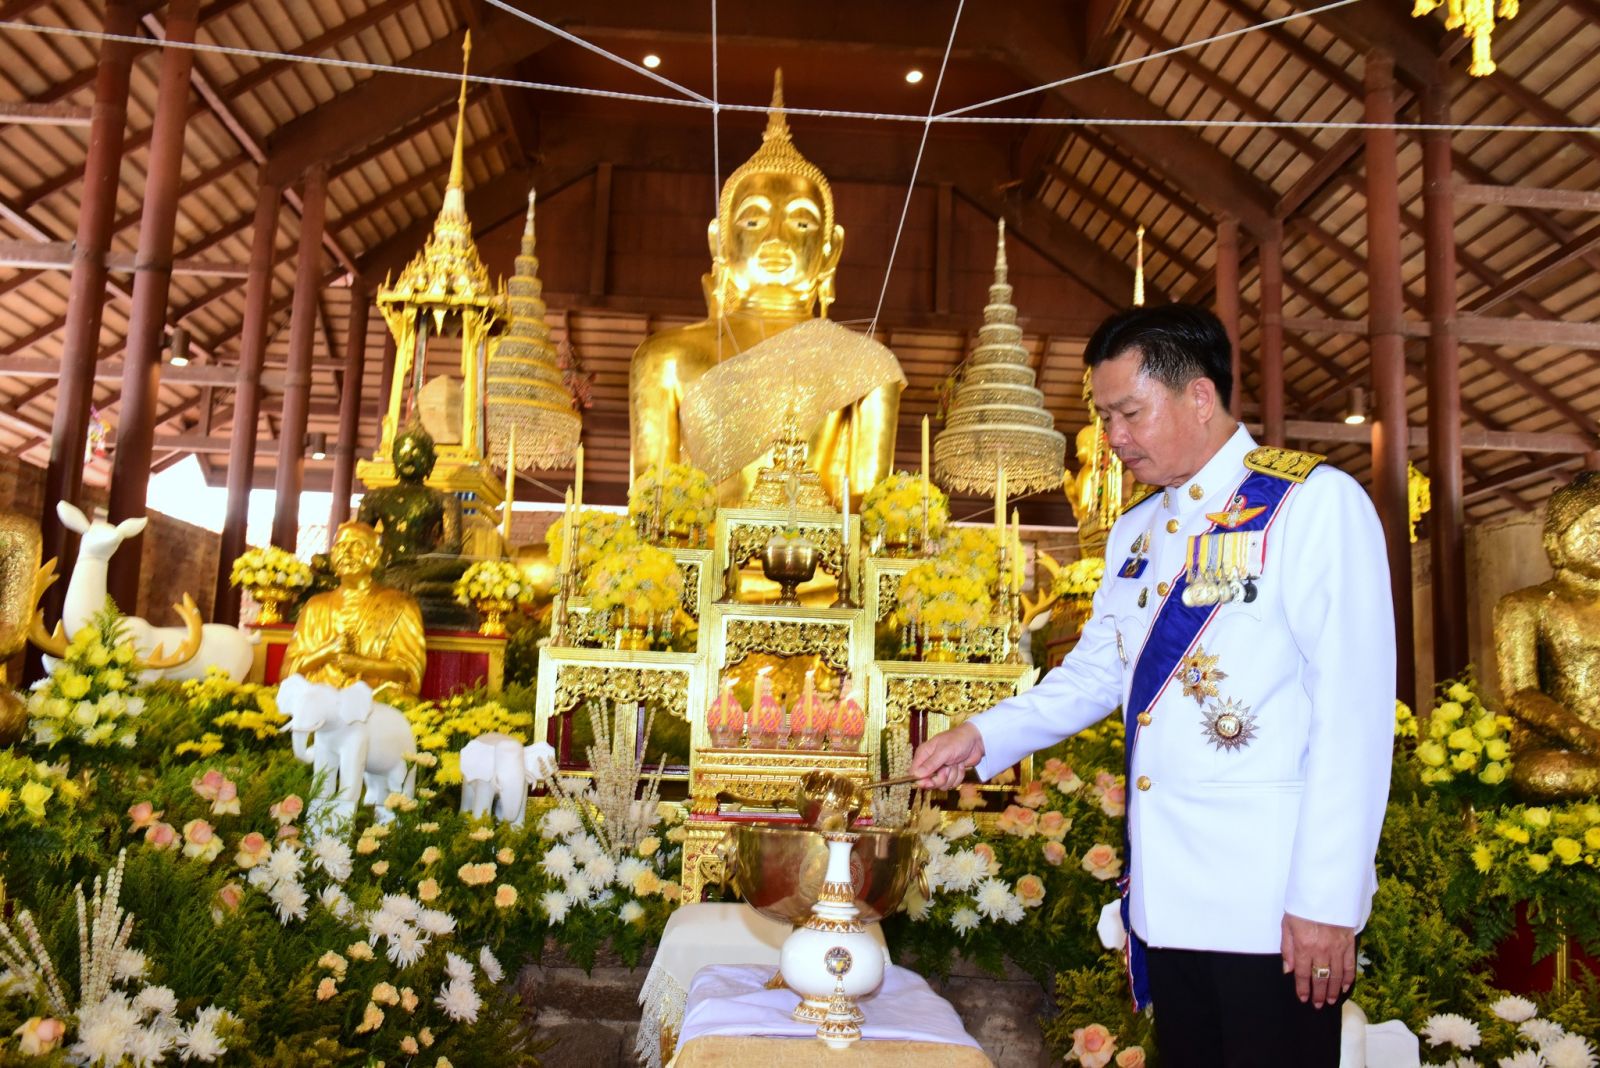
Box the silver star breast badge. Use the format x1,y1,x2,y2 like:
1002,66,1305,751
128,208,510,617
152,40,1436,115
1200,698,1258,751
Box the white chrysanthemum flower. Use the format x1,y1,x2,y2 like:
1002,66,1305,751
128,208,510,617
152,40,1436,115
436,977,482,1023
265,843,304,885
1544,1035,1599,1068
177,1016,229,1062
941,817,977,841
478,945,504,984
539,807,582,840
246,866,275,890
379,894,421,923
564,871,593,901
950,907,980,934
193,1006,237,1030
585,854,618,887
270,879,309,923
1495,1050,1545,1068
920,833,950,861
115,948,150,981
569,834,603,866
318,884,353,919
311,836,354,882
540,844,576,879
541,890,572,924
1522,1021,1568,1048
1001,897,1025,924
973,878,1017,922
134,985,178,1019
366,909,402,941
907,895,931,921
943,851,985,893
417,909,457,937
386,925,429,969
619,901,645,924
1422,1014,1482,1050
127,1021,174,1064
616,857,649,886
444,951,474,984
72,994,140,1064
1491,996,1539,1023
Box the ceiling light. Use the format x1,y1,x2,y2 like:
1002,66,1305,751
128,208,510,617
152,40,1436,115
1342,386,1368,426
307,432,328,461
905,69,924,84
642,54,662,69
168,328,190,367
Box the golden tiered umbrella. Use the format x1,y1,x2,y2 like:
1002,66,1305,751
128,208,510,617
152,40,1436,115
933,221,1065,496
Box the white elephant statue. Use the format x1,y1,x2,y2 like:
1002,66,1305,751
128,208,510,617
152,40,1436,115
276,674,417,828
459,732,556,827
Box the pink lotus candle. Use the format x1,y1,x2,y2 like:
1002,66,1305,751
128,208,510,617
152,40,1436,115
706,675,745,749
828,674,866,753
790,668,828,750
748,668,785,749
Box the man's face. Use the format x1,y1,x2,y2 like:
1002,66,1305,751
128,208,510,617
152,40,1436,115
331,529,378,577
723,173,829,299
1090,350,1213,488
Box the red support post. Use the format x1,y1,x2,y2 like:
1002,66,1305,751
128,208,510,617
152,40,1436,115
327,284,370,540
213,181,281,624
1214,214,1243,418
1364,50,1417,704
270,166,327,551
1259,222,1286,446
105,0,200,613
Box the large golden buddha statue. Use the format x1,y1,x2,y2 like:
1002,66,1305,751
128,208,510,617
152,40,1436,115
1495,472,1600,800
281,521,427,700
629,72,899,506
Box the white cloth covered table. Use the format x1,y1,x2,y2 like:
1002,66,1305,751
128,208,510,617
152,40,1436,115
636,903,888,1068
676,963,984,1057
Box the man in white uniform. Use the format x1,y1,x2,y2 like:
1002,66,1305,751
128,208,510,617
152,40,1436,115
911,305,1394,1065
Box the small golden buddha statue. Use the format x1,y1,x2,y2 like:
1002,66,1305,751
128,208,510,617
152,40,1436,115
281,521,427,699
1495,472,1600,800
629,71,900,507
357,423,463,566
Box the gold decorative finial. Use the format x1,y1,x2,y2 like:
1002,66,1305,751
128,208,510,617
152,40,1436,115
522,189,537,257
995,219,1008,286
449,32,472,192
765,68,790,142
1133,225,1145,308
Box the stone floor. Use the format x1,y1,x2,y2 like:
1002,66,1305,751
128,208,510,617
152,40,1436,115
518,940,1056,1067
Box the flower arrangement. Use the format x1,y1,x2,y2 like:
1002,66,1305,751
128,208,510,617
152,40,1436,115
861,471,949,547
170,668,285,756
938,527,1003,590
1418,999,1598,1067
0,751,84,835
628,462,718,538
1411,675,1513,799
545,509,636,579
583,543,684,621
1054,556,1106,599
454,560,536,610
229,545,311,622
899,557,992,632
26,604,144,750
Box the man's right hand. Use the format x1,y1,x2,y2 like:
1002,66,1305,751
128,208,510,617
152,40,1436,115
910,722,986,791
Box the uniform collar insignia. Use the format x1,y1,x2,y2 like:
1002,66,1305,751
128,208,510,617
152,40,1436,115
1205,493,1267,529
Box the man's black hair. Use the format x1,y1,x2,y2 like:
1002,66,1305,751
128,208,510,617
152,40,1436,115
1083,303,1233,412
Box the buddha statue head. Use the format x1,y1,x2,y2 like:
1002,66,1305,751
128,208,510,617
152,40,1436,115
1543,471,1600,579
707,70,843,319
330,520,383,581
393,422,439,485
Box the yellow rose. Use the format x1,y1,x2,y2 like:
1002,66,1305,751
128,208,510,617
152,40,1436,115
1446,727,1482,754
1449,750,1479,772
636,836,660,857
1436,701,1465,723
1479,762,1506,786
1526,854,1550,874
1524,807,1552,829
1552,837,1582,865
1484,738,1510,762
1585,827,1600,850
19,781,52,819
1471,715,1501,741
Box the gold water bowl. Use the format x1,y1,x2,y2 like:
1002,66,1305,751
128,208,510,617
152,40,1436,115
721,823,924,925
761,535,818,606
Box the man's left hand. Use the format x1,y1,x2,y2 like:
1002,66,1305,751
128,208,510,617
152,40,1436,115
1280,913,1355,1009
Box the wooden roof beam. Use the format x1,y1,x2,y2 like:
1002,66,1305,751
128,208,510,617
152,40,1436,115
1041,160,1206,278
1465,217,1600,313
221,0,416,100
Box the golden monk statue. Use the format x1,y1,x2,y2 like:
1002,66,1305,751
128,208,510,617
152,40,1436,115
629,71,900,506
281,521,427,699
357,423,462,566
1495,472,1600,800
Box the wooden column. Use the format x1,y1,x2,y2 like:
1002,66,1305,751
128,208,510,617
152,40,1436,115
105,0,199,612
1214,214,1243,418
269,166,327,551
38,0,136,635
1363,50,1416,703
327,284,370,540
212,181,281,624
1259,222,1286,446
1422,67,1468,682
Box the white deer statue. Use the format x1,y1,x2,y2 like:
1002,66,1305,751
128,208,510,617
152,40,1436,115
45,501,257,682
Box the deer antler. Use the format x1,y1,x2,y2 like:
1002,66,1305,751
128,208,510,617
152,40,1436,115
135,594,204,671
1020,550,1064,627
25,560,69,659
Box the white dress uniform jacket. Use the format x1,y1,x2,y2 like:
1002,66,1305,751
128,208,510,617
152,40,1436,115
969,426,1395,954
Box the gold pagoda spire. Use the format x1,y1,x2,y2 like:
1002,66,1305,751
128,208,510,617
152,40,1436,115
1133,224,1145,307
448,32,471,193
765,68,790,142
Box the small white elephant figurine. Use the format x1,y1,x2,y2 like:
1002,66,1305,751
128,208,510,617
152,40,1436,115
459,732,556,827
276,673,417,828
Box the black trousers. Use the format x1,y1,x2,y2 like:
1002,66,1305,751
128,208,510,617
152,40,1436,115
1146,947,1345,1067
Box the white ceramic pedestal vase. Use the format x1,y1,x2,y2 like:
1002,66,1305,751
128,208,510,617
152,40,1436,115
778,830,886,1037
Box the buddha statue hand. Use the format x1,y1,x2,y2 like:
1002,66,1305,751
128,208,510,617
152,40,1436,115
1508,688,1600,755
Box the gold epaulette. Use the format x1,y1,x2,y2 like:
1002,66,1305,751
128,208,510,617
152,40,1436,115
1244,446,1326,483
1124,482,1160,511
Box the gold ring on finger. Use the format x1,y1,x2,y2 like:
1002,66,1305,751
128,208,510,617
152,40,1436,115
1312,966,1331,980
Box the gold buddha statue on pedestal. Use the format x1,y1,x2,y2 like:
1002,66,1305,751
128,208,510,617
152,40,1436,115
281,521,427,700
629,71,900,507
1495,472,1600,800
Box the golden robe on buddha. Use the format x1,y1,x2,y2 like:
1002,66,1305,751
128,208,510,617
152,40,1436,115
281,522,427,699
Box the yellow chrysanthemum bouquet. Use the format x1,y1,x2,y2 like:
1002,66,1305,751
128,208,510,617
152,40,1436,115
454,559,537,637
26,604,144,749
585,543,685,630
862,472,949,550
628,462,717,544
1054,557,1105,598
545,509,637,582
900,557,993,641
1413,676,1513,799
229,545,312,623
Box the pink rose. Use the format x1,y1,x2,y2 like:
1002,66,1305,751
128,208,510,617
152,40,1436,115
16,1016,66,1055
127,801,161,832
275,824,301,842
234,831,270,869
956,783,984,811
1093,771,1118,791
212,882,244,921
1006,806,1039,837
191,769,239,815
145,821,179,850
1042,841,1067,866
1071,1023,1118,1068
270,794,304,825
1115,1047,1147,1067
972,843,999,876
183,819,223,862
1015,780,1049,809
1081,843,1122,882
1097,782,1127,818
1040,759,1082,792
1015,874,1045,908
1038,810,1070,841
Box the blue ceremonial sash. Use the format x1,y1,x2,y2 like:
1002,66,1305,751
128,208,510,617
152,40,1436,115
1118,468,1298,1011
